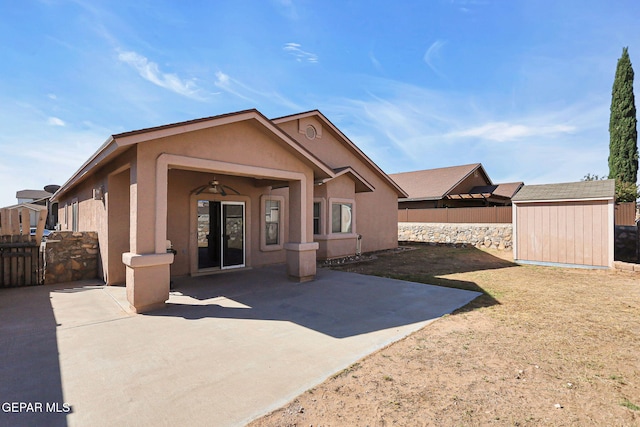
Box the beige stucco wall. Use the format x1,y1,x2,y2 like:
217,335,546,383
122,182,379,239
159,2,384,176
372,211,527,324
166,170,290,276
314,174,358,259
278,117,399,256
58,114,400,281
59,119,318,281
57,148,136,284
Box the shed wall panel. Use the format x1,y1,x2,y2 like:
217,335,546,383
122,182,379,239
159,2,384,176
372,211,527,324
515,200,610,267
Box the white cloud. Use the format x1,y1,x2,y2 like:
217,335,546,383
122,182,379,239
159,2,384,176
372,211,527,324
273,0,298,20
322,76,609,185
447,121,576,142
0,101,109,208
369,51,383,72
423,39,447,77
213,70,301,110
283,43,318,63
214,71,257,103
117,50,204,100
47,117,66,127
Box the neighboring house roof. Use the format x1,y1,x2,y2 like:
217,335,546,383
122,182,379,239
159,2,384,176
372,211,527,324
454,182,524,201
16,189,52,201
512,179,615,202
272,110,408,198
389,163,489,201
53,109,337,202
491,182,525,199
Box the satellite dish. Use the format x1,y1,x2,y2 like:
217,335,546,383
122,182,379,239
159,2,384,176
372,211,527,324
44,184,61,194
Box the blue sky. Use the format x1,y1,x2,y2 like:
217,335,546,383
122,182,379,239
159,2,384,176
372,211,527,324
1,0,639,207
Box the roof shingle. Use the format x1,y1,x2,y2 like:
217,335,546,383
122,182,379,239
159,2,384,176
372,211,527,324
512,180,615,202
390,164,483,200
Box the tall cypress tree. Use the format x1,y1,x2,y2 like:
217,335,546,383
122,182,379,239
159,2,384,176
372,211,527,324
608,47,638,184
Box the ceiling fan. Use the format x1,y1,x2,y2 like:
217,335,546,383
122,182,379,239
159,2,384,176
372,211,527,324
192,177,241,196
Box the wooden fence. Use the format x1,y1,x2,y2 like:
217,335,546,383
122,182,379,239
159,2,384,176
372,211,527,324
398,202,637,225
398,206,513,224
615,202,637,226
0,207,46,287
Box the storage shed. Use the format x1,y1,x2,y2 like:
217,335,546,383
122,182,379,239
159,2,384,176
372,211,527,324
512,180,615,269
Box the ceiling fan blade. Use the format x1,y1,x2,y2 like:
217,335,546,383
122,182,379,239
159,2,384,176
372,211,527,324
193,184,208,195
222,185,241,195
220,186,227,196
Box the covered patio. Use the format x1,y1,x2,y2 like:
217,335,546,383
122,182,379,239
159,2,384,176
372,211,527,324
0,265,480,426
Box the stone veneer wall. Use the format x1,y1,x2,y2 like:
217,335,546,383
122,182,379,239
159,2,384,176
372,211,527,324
398,222,513,250
44,231,99,284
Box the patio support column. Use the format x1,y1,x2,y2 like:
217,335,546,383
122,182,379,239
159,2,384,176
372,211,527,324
285,177,318,282
122,153,173,313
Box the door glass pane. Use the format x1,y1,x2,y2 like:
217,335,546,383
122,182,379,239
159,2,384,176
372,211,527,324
222,204,244,267
198,200,221,269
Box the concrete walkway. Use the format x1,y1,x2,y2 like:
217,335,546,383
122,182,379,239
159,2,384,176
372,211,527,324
0,266,480,427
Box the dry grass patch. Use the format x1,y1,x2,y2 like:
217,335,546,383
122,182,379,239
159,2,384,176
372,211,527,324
249,245,639,426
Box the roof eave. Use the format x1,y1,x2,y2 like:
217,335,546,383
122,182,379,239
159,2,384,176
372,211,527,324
51,136,118,202
273,111,408,198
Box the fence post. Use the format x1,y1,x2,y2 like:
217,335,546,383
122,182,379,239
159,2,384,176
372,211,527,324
637,221,640,263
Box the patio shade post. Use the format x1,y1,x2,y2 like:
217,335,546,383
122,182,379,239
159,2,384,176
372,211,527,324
285,177,318,282
122,158,173,313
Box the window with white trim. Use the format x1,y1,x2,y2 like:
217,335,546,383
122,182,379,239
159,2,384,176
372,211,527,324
71,199,79,232
313,202,321,235
261,194,285,251
331,202,353,233
265,200,280,246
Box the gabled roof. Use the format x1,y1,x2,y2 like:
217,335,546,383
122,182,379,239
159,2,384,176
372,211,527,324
272,110,408,198
390,163,490,201
318,167,375,193
53,109,336,202
512,179,615,202
16,189,52,201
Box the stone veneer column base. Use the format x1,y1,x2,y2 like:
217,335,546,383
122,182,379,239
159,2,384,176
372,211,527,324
284,242,319,282
122,252,174,313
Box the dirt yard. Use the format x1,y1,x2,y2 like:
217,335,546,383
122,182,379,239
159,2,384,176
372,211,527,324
249,244,640,426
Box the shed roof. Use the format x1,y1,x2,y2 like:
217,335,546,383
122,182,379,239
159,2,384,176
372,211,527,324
512,179,615,202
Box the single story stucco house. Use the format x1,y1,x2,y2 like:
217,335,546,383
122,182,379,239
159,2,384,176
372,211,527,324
52,109,407,312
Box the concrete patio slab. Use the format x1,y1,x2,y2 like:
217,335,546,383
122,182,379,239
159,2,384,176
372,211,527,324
0,265,481,427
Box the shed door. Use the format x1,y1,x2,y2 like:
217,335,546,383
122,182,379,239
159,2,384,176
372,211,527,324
516,201,610,267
